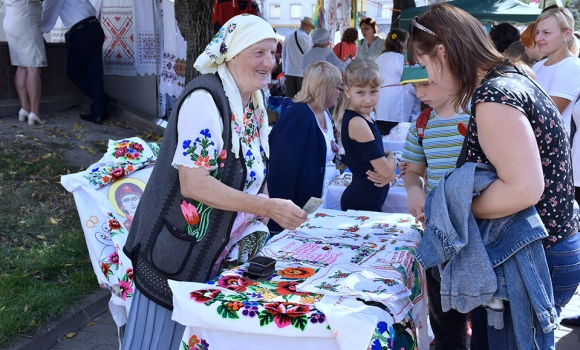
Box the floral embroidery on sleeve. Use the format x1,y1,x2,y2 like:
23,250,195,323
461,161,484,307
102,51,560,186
182,129,219,170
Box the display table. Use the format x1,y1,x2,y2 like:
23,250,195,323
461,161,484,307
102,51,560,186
383,137,406,153
322,174,409,214
169,209,429,350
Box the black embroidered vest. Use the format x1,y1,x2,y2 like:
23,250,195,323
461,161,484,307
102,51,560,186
123,74,246,309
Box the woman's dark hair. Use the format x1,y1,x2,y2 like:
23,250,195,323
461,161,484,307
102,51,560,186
490,22,521,53
383,28,408,54
359,17,378,34
341,28,359,45
407,3,504,112
505,40,532,66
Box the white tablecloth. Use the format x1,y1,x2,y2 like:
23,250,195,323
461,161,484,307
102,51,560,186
322,177,409,214
170,209,430,350
382,138,406,153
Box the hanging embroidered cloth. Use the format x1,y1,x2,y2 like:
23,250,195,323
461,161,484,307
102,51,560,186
101,0,136,76
159,0,186,98
134,0,161,76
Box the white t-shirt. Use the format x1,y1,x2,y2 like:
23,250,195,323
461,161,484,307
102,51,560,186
532,56,580,133
375,52,421,123
282,29,313,77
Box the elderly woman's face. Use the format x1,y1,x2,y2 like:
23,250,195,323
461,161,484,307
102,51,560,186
227,39,277,95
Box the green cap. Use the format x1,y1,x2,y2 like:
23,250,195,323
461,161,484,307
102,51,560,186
399,51,428,85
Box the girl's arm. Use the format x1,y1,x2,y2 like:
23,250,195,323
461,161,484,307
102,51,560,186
404,162,427,222
348,116,396,180
471,102,544,219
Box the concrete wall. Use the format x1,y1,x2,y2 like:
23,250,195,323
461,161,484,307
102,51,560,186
104,74,158,118
1,12,158,119
0,42,82,117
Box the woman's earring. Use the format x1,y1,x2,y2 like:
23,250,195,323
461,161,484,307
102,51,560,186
346,95,350,98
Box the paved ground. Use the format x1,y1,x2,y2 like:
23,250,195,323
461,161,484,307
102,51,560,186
46,289,580,350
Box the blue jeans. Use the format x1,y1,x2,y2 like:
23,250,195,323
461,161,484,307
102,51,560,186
471,232,580,350
545,231,580,316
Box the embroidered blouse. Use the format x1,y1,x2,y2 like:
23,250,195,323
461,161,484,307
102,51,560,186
172,89,267,193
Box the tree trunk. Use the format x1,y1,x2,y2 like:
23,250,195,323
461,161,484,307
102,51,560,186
392,0,417,29
174,0,214,84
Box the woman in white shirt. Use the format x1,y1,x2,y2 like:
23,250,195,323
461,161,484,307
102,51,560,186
374,28,420,136
532,6,580,133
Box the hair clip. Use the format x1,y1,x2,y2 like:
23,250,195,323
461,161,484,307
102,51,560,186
411,17,437,36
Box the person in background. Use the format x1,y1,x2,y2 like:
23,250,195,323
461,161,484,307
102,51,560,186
408,4,579,348
282,16,314,97
3,0,47,125
267,62,342,233
505,41,533,67
302,28,350,74
520,22,545,64
489,22,520,54
334,58,396,212
560,92,580,328
356,17,385,62
375,28,420,136
41,0,116,125
121,15,307,349
400,63,471,349
333,27,358,62
532,6,580,133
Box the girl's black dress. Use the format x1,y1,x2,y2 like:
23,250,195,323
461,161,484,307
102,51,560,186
340,109,389,211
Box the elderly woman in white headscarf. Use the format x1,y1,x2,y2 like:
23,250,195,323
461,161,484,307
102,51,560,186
121,15,308,350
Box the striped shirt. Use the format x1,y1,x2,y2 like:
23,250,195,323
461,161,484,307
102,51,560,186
402,109,470,192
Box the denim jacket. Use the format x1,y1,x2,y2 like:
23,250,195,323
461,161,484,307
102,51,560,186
417,163,557,347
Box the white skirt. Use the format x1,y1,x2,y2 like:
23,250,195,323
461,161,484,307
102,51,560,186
3,0,47,67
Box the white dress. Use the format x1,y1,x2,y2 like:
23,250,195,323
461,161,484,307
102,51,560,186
375,51,421,123
2,0,47,67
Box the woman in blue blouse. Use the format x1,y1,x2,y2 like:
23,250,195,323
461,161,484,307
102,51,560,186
268,62,342,232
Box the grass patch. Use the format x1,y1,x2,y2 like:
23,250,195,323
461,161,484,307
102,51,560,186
0,139,99,347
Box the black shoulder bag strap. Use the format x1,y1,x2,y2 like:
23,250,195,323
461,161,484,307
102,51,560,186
295,31,304,54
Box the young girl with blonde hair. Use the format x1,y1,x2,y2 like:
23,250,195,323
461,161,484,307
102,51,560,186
333,58,397,212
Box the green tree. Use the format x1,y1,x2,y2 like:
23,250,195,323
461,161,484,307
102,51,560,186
175,0,215,84
569,0,580,31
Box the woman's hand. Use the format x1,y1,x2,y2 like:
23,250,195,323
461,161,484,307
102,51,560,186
180,167,306,231
265,198,308,231
367,169,390,187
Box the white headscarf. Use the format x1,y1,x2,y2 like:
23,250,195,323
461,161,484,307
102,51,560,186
194,14,277,159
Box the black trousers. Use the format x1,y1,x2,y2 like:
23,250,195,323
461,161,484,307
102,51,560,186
65,20,108,117
426,267,469,350
285,75,303,98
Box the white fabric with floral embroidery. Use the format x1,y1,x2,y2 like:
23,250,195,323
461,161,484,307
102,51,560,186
169,209,431,350
172,89,267,194
60,140,159,328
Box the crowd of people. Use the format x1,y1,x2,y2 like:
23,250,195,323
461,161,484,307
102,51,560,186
6,2,580,349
